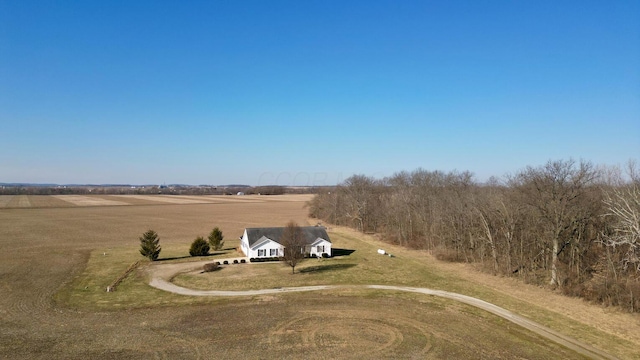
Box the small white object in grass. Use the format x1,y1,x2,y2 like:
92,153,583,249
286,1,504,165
377,249,386,255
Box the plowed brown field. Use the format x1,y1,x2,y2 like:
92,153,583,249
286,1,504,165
0,195,636,359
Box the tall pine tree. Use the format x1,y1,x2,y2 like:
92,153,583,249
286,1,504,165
139,229,161,261
208,227,225,251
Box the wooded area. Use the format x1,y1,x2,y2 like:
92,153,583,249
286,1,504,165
308,159,640,312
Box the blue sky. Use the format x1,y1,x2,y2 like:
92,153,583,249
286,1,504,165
1,1,638,185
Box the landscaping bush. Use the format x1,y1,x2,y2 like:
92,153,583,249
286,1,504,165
189,236,210,257
203,262,219,272
233,259,239,264
240,259,246,263
322,253,330,258
249,258,255,263
223,260,229,265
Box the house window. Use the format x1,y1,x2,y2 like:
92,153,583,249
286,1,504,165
258,249,266,257
270,248,278,256
317,245,324,253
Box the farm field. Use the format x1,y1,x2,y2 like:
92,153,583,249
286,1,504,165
0,195,638,359
0,194,314,209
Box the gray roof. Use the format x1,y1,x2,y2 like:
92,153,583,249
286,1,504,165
245,226,330,247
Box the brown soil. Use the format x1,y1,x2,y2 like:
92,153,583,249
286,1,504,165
0,196,636,359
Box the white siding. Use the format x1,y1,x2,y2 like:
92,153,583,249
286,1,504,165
240,230,250,256
240,228,331,258
308,238,332,257
249,237,283,258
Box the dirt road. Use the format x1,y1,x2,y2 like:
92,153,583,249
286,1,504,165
148,260,617,360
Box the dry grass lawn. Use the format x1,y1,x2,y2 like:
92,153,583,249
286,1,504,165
0,195,637,359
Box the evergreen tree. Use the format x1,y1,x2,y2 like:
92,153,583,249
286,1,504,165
208,227,225,251
139,229,161,261
190,236,210,256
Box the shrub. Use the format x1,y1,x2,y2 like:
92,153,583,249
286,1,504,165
240,259,246,263
203,262,219,272
223,260,229,265
310,254,317,258
189,236,210,257
249,258,255,263
322,253,330,258
233,259,239,264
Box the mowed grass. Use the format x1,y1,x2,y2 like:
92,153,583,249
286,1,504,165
172,232,455,290
56,244,244,309
61,226,637,358
56,239,593,359
59,230,461,309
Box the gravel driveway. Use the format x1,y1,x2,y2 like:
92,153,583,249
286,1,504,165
147,260,616,360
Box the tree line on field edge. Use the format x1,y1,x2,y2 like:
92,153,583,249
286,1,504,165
0,185,318,196
307,159,640,312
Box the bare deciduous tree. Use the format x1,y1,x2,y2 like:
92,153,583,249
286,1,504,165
340,175,382,233
602,178,640,271
513,159,597,287
306,158,640,311
281,221,305,274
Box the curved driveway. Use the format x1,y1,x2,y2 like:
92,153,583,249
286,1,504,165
148,261,616,360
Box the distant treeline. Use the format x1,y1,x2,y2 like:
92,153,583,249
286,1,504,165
0,185,319,196
308,159,640,312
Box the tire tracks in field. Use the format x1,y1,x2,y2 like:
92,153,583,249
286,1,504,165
1,250,88,329
147,261,617,360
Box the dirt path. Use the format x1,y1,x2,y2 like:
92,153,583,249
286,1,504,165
148,260,617,360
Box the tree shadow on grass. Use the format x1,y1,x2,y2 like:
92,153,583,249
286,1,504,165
156,253,218,262
331,248,356,257
156,255,193,262
299,263,356,273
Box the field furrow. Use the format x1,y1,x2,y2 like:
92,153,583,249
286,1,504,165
165,195,273,204
27,196,76,208
6,195,31,208
51,195,130,206
0,195,14,208
110,195,213,204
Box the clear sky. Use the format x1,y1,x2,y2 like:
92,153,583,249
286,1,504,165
1,1,638,185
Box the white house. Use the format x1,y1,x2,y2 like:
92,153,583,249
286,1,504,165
240,226,332,259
